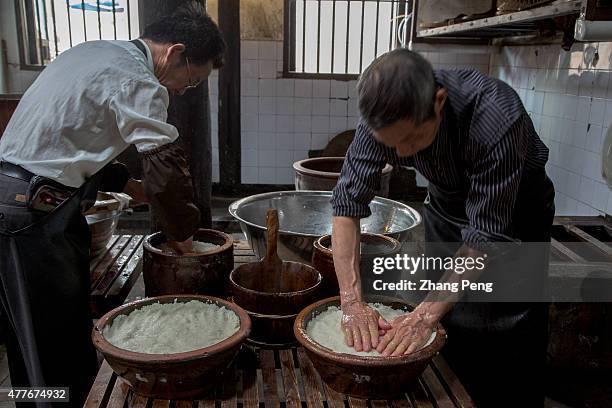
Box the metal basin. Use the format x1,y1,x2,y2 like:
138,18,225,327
228,191,421,265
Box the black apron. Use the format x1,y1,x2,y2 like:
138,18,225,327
424,170,554,408
0,169,104,408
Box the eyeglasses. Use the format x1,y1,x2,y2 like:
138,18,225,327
185,57,203,90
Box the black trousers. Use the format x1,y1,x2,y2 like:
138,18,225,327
0,173,98,408
423,173,555,408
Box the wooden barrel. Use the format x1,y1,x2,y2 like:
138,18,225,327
143,229,234,297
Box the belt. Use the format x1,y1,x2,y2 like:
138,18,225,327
0,162,35,183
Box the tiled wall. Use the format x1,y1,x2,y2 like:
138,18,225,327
490,43,612,216
210,40,490,184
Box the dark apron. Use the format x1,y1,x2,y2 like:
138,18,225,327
424,170,554,408
0,169,103,408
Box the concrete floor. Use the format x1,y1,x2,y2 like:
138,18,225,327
0,197,600,408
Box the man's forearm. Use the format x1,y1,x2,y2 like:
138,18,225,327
415,243,487,322
332,216,362,304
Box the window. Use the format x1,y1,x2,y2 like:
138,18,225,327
15,0,139,68
284,0,411,79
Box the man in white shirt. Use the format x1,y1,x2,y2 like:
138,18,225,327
0,2,224,406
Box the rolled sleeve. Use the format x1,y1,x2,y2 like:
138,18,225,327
141,141,200,241
462,117,527,246
331,121,389,218
109,79,179,152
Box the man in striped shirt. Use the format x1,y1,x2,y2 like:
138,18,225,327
331,49,554,406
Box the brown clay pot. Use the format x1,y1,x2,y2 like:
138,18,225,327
312,233,402,296
92,295,251,399
294,296,446,399
293,157,394,197
143,229,234,297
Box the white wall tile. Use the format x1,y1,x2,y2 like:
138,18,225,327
259,60,278,79
242,97,259,114
241,41,259,60
311,133,329,149
586,125,603,153
259,79,277,97
242,79,259,96
293,133,311,150
576,97,591,123
276,42,284,61
295,79,313,97
330,99,348,116
590,98,606,125
241,149,258,167
330,116,349,133
276,97,295,115
294,98,313,115
312,99,330,116
605,101,612,128
242,132,258,149
258,41,277,60
276,115,295,133
294,115,312,132
241,114,259,132
276,79,295,97
276,168,294,185
348,81,359,99
330,81,349,98
593,71,609,99
242,167,258,184
293,150,309,162
258,133,276,150
313,80,331,98
259,167,276,184
259,150,277,167
241,60,259,78
276,133,294,150
311,116,330,133
347,99,360,117
259,115,276,132
259,97,276,114
275,150,294,168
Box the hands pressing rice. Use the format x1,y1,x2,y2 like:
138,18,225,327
341,303,436,356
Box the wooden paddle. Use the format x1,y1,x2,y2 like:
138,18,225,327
263,208,283,292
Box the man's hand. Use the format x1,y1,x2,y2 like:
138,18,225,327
168,237,194,255
123,178,148,203
341,301,393,352
376,311,437,356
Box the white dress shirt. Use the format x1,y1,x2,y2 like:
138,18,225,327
0,40,178,188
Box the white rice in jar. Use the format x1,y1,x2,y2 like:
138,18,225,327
103,300,240,354
306,303,436,357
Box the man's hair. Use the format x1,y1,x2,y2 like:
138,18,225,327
142,1,226,68
358,49,437,130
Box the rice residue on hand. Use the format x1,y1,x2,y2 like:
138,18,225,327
103,300,239,354
306,303,436,357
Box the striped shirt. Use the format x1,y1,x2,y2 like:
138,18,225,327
331,69,550,244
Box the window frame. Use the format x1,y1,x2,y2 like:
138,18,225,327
282,0,410,81
14,0,46,71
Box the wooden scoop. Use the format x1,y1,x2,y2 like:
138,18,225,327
263,208,283,292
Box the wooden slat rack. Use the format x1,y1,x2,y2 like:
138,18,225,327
89,234,144,318
87,239,475,408
85,346,475,408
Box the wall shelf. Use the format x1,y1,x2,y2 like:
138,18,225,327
416,0,582,39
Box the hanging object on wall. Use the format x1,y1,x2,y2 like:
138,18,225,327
69,1,124,13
